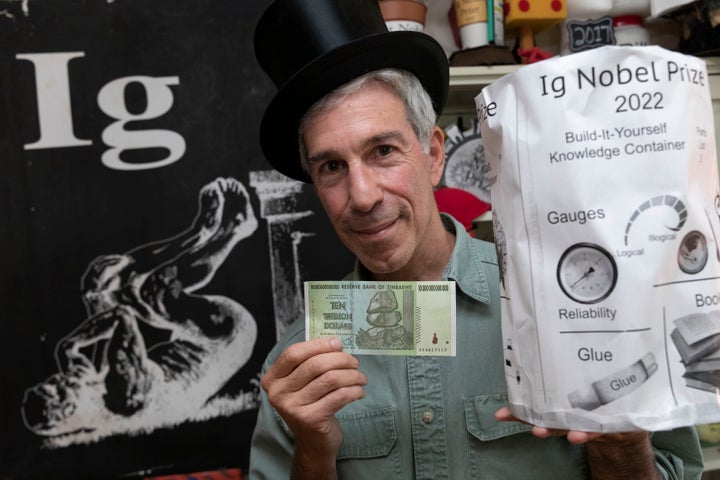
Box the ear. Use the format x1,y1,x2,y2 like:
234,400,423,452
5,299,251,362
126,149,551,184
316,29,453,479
428,126,446,187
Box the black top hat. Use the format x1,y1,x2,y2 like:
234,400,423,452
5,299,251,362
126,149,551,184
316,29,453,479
254,0,449,182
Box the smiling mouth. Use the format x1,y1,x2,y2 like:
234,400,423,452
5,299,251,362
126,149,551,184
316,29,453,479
353,219,397,236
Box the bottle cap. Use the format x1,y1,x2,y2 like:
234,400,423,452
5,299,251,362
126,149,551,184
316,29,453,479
641,352,658,377
568,385,602,411
613,15,644,28
379,0,427,23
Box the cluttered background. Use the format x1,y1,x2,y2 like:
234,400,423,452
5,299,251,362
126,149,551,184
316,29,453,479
1,0,718,479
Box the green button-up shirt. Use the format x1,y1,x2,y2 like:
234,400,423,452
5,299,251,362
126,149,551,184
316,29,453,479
249,215,703,479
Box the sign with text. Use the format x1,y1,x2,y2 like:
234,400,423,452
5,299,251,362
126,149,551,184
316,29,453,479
478,46,720,432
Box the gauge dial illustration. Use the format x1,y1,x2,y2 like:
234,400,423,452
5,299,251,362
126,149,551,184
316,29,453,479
557,243,618,304
678,230,708,274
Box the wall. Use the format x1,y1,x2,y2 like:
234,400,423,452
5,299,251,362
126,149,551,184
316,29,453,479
0,1,353,478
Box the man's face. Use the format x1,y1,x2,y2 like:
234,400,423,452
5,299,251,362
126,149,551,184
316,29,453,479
304,83,444,278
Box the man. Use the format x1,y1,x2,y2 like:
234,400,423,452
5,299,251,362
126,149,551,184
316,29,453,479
250,0,704,478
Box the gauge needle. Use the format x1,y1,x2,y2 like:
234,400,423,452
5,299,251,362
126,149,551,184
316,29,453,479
571,266,595,288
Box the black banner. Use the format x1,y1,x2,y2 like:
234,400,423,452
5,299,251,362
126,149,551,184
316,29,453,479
0,1,353,478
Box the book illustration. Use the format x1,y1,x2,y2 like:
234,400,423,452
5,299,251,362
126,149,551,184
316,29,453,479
671,311,720,392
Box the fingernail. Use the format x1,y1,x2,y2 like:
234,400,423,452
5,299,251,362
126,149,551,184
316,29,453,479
330,338,342,349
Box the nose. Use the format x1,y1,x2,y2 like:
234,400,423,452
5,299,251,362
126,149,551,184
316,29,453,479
347,163,383,213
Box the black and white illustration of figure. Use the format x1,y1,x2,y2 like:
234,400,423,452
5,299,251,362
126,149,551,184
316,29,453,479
21,177,258,446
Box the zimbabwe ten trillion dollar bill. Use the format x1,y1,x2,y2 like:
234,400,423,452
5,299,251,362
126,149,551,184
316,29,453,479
305,281,456,356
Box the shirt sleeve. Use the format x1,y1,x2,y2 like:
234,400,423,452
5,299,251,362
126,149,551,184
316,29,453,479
651,427,705,480
248,377,295,479
248,321,306,479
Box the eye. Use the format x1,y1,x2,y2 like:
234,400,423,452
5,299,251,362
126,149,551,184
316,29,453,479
377,145,394,156
318,159,343,175
324,160,341,172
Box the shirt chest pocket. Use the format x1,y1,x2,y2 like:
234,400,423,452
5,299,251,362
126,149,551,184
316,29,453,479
464,394,588,479
336,407,404,476
464,393,530,441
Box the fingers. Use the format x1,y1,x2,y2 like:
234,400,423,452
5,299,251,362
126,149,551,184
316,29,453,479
266,337,344,380
494,406,517,423
300,355,366,397
263,338,367,410
495,407,571,438
263,338,367,438
531,426,572,440
300,371,367,416
566,430,602,444
266,350,367,406
530,426,639,445
494,407,635,445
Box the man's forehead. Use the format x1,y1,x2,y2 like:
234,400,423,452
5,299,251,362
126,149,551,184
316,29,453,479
303,85,415,156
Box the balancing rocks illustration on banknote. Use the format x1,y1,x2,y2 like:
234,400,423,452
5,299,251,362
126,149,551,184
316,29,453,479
305,281,456,356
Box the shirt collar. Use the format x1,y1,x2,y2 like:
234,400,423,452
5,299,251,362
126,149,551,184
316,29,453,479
349,213,491,304
440,213,491,304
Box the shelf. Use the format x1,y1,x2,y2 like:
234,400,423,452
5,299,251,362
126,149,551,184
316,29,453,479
443,65,518,117
449,64,520,88
443,56,720,119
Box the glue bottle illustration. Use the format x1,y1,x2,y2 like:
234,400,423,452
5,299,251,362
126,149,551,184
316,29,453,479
568,353,658,410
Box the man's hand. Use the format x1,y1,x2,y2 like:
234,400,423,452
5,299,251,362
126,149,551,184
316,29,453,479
262,337,367,479
495,407,662,479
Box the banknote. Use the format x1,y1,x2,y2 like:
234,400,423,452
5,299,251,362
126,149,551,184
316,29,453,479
305,281,456,356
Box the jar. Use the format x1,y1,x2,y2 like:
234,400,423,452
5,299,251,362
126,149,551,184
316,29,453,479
610,0,651,18
613,15,650,46
379,0,427,32
566,0,613,19
454,0,488,49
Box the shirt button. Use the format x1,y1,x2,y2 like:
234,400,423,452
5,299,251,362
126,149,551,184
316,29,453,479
421,410,434,424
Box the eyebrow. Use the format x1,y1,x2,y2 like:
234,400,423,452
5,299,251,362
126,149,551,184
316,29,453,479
307,130,407,165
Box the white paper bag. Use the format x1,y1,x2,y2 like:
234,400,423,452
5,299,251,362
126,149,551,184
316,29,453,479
478,45,720,431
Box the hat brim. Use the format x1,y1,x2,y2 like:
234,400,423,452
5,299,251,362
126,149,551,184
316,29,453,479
259,31,449,182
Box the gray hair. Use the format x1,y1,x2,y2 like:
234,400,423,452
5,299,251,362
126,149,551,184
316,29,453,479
298,68,437,176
